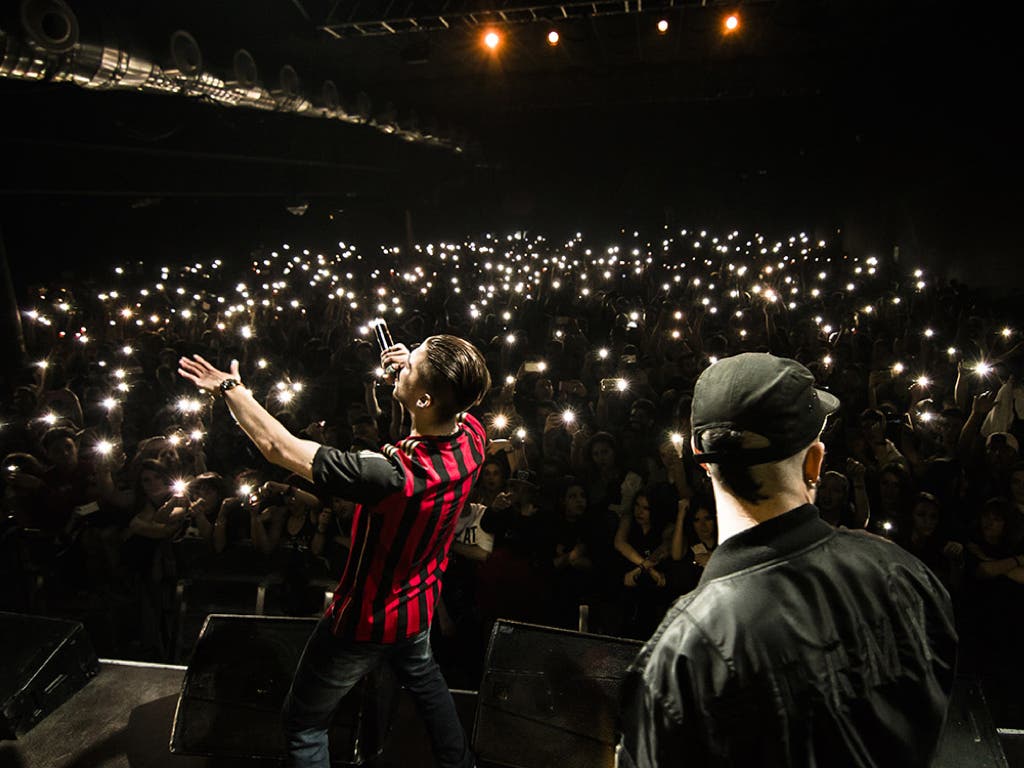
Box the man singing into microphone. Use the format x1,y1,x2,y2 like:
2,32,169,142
179,334,490,768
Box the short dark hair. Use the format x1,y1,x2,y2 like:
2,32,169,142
698,427,770,503
42,426,77,452
189,471,226,500
422,335,491,418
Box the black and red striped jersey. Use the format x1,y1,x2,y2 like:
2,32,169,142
312,412,487,642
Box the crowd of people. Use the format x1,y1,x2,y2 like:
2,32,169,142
2,226,1023,723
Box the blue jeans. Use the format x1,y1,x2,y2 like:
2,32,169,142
282,614,474,768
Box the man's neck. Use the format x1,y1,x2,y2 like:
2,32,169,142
408,413,459,438
714,487,812,545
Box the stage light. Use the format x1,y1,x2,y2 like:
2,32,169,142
483,30,501,50
657,19,669,33
547,30,559,45
723,13,740,33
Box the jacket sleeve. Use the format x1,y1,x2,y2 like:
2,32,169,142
618,633,700,768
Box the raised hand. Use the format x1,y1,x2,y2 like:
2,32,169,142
178,354,240,394
380,344,411,384
971,390,997,417
845,458,866,483
491,490,514,510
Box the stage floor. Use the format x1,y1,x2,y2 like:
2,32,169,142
2,659,1021,768
1,660,480,768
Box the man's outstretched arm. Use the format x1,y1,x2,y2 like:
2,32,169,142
178,355,319,481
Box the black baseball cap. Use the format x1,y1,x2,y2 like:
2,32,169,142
691,353,840,465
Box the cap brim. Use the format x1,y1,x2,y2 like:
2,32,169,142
816,387,841,416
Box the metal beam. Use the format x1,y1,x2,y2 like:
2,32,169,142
319,0,773,37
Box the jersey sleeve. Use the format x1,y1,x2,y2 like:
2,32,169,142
312,445,407,505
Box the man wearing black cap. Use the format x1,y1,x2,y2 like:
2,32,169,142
617,353,957,767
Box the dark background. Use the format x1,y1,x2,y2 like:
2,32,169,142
0,0,1019,291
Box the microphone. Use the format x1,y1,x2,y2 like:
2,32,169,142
372,318,400,379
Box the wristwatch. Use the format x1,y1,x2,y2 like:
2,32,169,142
219,378,242,397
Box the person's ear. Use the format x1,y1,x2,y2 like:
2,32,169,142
415,392,433,409
804,441,825,485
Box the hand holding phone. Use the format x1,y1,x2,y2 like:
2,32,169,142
372,319,401,379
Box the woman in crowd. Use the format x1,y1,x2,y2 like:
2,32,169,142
549,479,598,629
579,431,643,528
613,491,673,638
670,495,717,594
121,459,184,659
251,478,329,615
895,492,964,593
469,456,509,508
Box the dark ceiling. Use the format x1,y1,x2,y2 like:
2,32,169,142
0,0,1019,286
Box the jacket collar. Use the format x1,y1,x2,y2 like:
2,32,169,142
699,504,834,585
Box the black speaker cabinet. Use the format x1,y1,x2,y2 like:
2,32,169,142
473,620,643,768
0,611,100,739
170,614,397,765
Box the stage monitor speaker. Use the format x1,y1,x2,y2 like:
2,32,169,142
473,620,643,768
0,611,100,739
170,614,397,765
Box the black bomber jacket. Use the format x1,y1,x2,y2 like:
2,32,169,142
618,504,958,768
